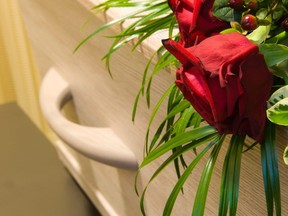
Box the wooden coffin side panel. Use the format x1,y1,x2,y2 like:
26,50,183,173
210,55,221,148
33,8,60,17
19,0,288,215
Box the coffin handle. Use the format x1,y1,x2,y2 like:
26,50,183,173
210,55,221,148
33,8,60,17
39,68,138,170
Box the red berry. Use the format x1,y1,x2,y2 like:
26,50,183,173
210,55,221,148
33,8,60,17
247,0,259,10
228,0,244,10
241,14,258,31
281,18,288,31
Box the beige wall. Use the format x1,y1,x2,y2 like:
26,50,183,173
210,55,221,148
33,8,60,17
0,0,45,131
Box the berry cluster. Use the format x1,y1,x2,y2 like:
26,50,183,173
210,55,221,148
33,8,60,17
227,0,288,32
228,0,259,11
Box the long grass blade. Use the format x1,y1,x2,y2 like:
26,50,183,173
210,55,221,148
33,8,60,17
261,121,281,216
141,125,217,167
137,134,220,215
144,84,175,153
91,1,148,11
192,135,226,216
115,4,170,38
145,52,176,106
74,9,142,52
163,135,223,215
132,51,158,122
75,1,168,52
218,135,245,216
173,106,195,136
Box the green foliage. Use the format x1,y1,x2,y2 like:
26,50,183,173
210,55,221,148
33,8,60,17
259,43,288,67
261,122,281,215
270,59,288,83
140,125,217,166
267,85,288,126
267,97,288,126
260,43,288,83
192,135,226,215
164,135,225,216
212,0,243,22
268,85,288,107
132,47,177,122
75,0,175,75
247,12,271,44
90,0,147,11
284,145,288,165
218,135,245,216
137,128,221,215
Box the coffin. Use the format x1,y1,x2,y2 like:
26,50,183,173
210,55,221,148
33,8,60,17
19,0,288,215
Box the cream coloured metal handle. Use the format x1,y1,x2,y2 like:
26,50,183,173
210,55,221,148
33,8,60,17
39,68,138,170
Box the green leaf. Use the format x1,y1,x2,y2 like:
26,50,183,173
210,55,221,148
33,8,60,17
266,31,288,44
242,141,258,153
163,137,221,216
144,84,175,153
165,100,191,123
132,15,174,48
218,135,245,216
132,51,158,122
259,43,288,67
140,125,217,168
75,0,171,54
74,8,145,52
137,134,220,215
137,145,193,215
267,85,288,107
171,106,198,173
284,145,288,165
171,105,194,135
270,61,288,83
212,0,242,22
261,122,281,216
102,34,139,76
145,87,182,154
220,28,240,34
100,2,172,75
247,11,271,44
148,99,191,152
267,83,288,127
145,51,176,107
267,97,288,126
247,24,271,45
192,135,226,216
91,0,148,11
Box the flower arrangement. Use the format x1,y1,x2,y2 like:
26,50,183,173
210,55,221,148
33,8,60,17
76,0,288,215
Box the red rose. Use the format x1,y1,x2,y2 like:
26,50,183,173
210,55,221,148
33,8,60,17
163,33,273,141
168,0,229,47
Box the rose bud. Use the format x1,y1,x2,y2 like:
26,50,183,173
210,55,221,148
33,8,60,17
162,33,273,141
167,0,229,47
